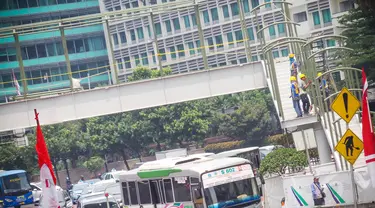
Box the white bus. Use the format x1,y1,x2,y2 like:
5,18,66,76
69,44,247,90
118,155,261,208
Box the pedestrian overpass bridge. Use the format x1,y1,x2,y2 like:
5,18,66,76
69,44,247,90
0,62,267,132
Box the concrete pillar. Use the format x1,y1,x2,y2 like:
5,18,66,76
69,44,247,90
313,123,332,164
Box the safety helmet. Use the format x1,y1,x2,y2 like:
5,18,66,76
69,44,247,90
289,53,295,58
299,74,306,79
290,76,297,81
317,72,322,77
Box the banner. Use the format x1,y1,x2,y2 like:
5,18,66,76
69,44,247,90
283,175,314,207
264,176,284,208
318,171,353,206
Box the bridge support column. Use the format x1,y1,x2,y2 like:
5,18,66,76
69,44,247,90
104,16,119,85
238,0,252,62
150,10,163,72
313,122,332,164
194,0,208,70
59,23,74,90
13,30,28,98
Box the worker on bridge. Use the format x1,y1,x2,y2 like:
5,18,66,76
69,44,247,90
290,76,302,118
299,74,312,115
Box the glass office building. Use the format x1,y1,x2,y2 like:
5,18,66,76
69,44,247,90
0,0,111,102
100,0,353,81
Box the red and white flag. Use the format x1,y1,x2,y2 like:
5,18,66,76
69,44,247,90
12,70,21,96
34,109,60,208
361,67,375,188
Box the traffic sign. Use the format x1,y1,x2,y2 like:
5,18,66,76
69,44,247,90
331,87,360,123
335,129,364,165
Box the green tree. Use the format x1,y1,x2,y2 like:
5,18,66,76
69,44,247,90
83,156,105,174
338,7,375,80
128,65,172,81
259,148,307,176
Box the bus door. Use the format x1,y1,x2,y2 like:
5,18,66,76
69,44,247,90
150,180,164,208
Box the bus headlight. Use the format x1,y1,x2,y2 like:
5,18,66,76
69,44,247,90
4,198,13,202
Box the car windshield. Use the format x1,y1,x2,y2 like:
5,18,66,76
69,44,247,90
84,202,119,208
203,178,259,208
1,172,31,194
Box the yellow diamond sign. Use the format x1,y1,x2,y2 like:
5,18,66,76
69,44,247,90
335,129,364,165
331,87,360,123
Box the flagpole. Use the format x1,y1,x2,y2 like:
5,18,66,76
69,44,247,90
347,122,358,208
34,109,40,126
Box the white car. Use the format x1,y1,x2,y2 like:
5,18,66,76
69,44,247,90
34,186,72,208
90,171,126,202
77,192,120,208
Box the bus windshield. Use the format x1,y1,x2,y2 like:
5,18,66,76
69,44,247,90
203,178,259,208
201,164,260,208
1,172,31,194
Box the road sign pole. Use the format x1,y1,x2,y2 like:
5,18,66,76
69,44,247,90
347,122,358,208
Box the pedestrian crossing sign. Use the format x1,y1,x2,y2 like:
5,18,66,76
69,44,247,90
335,129,364,165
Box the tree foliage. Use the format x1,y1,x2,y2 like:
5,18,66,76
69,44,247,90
128,65,172,81
259,148,307,176
83,156,105,174
338,7,375,80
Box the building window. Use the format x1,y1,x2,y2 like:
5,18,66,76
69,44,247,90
339,1,354,12
27,45,37,59
36,44,47,58
134,55,140,66
155,23,162,35
247,28,255,40
136,27,144,40
191,14,197,26
293,12,307,23
227,32,234,45
322,9,332,23
203,10,210,23
124,57,131,68
235,30,243,42
251,0,259,8
230,3,239,16
165,20,172,32
170,47,176,59
117,59,123,70
183,15,191,28
177,44,185,57
215,35,223,48
277,24,285,34
272,50,279,58
312,11,320,25
243,0,250,13
281,48,289,57
130,29,136,41
239,58,247,63
172,18,181,30
211,8,219,21
188,42,195,55
147,26,151,38
326,39,335,47
159,49,166,61
222,5,230,18
141,52,148,65
251,55,258,61
269,25,276,37
207,37,214,51
120,32,127,44
265,0,271,8
196,40,201,53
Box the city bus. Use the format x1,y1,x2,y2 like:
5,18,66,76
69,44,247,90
209,147,261,174
118,155,261,208
0,170,33,208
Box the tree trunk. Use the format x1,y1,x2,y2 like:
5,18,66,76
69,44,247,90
104,154,109,173
63,159,70,180
121,150,130,170
52,159,61,186
156,141,161,151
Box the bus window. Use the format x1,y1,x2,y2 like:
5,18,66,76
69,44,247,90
138,181,151,204
121,182,130,205
173,177,191,202
128,182,138,205
162,179,174,203
150,181,161,204
190,177,199,184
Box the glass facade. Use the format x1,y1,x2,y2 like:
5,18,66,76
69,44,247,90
0,0,96,11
